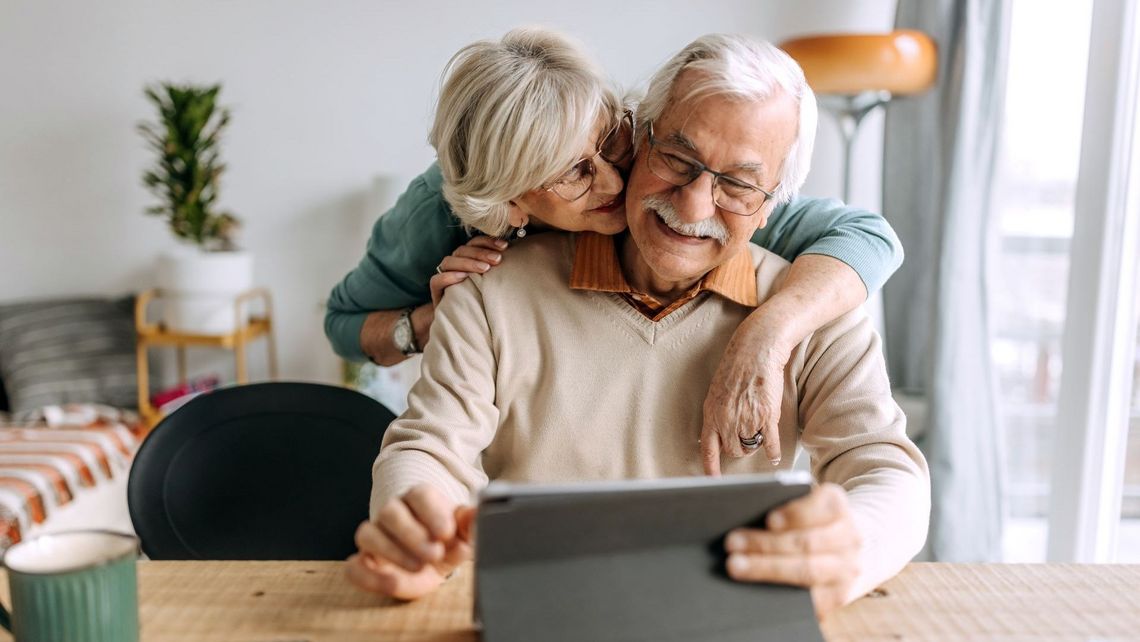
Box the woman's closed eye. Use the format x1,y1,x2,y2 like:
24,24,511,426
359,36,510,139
554,159,592,185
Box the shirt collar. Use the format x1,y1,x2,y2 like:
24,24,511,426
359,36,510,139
569,232,758,308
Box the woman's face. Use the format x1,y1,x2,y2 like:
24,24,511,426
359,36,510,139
512,112,634,236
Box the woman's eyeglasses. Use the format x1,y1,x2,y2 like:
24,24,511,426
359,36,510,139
544,110,635,202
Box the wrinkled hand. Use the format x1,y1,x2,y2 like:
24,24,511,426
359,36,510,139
429,236,508,307
724,483,862,618
345,484,475,600
701,318,791,474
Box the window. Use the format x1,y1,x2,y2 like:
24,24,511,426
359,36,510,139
990,0,1092,562
992,0,1140,562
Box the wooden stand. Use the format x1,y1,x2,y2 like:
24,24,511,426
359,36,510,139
135,288,278,428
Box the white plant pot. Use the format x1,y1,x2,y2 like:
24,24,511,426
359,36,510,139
157,249,255,335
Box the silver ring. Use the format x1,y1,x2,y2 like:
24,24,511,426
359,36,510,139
435,264,444,275
740,432,763,450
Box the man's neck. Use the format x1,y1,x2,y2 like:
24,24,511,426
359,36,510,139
618,233,702,305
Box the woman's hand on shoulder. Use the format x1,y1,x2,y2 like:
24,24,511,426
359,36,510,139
700,314,793,474
430,236,509,307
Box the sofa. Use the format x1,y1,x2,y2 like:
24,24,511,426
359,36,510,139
0,296,143,549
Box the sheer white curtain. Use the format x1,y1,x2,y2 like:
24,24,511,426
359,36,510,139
882,0,1012,561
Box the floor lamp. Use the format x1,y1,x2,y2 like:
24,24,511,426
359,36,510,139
780,30,938,204
780,31,938,439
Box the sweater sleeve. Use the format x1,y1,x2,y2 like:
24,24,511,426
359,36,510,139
324,163,470,362
793,309,930,600
751,196,904,295
369,275,498,518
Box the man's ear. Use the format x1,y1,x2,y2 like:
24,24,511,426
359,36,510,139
754,200,779,230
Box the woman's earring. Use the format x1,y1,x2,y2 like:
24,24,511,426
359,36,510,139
515,224,527,239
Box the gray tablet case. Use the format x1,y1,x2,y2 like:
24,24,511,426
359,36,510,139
475,473,825,642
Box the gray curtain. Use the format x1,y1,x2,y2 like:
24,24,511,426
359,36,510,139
882,0,1011,561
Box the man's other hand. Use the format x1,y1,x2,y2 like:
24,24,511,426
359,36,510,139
345,484,474,600
723,483,862,618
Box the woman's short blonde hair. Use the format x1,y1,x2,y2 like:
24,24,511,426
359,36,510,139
429,27,622,236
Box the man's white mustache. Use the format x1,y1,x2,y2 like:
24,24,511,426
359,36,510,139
642,195,729,245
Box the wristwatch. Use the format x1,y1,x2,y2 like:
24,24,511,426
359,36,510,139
393,306,421,356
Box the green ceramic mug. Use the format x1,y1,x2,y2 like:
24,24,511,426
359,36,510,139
0,531,139,642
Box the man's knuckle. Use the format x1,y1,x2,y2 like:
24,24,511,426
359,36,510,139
378,502,402,524
406,485,429,502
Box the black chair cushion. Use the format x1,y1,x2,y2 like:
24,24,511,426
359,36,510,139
128,382,394,560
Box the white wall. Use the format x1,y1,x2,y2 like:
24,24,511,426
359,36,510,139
0,0,894,386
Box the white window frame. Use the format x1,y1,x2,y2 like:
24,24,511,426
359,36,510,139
1046,0,1140,562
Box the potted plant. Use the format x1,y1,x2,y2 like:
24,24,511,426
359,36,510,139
139,82,253,334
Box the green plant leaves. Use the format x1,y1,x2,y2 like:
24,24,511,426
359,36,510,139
139,82,239,251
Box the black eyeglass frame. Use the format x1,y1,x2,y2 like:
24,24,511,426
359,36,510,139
645,121,778,216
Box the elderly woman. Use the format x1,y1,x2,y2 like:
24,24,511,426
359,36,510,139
324,27,902,467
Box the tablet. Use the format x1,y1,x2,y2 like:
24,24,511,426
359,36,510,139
474,472,825,642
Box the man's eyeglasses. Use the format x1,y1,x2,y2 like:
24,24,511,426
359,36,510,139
646,121,777,216
544,110,635,202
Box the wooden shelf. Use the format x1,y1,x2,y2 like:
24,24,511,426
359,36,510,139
135,288,278,428
137,317,273,348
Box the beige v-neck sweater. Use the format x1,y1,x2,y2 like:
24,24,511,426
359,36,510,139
372,233,929,598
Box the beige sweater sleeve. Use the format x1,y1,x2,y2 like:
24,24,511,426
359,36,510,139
794,309,931,601
369,277,497,518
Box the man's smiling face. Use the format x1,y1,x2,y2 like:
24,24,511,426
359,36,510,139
624,70,799,285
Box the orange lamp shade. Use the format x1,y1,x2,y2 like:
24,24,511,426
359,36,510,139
779,30,938,96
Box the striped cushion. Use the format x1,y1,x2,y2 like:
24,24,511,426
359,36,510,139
0,298,137,415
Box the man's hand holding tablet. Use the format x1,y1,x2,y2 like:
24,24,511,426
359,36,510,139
724,482,863,617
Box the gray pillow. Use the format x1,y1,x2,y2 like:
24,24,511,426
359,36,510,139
0,297,137,414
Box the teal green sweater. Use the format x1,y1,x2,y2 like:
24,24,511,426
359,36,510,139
326,163,903,361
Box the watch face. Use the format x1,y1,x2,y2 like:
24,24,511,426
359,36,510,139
394,321,412,350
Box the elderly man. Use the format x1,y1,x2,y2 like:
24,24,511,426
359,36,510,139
347,34,929,617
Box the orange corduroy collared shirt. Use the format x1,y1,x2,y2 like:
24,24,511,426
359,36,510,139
568,232,758,322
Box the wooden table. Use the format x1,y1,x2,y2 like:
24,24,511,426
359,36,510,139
2,562,1138,641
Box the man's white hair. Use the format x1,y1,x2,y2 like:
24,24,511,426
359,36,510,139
429,27,622,236
636,34,817,204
